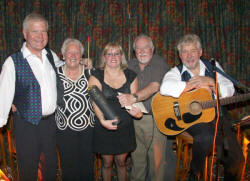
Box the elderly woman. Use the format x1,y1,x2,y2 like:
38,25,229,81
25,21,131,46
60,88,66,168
56,38,95,181
89,42,141,181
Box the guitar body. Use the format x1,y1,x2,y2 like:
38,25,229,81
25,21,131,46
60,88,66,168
152,88,215,136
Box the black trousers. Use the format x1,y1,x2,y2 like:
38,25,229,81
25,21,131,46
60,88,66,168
186,108,244,180
13,113,57,181
56,127,94,181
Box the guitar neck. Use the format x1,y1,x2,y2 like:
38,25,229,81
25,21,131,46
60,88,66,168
202,93,250,109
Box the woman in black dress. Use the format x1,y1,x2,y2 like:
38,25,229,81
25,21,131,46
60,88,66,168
89,42,141,181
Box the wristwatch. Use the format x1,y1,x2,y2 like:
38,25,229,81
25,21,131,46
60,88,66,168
133,93,138,102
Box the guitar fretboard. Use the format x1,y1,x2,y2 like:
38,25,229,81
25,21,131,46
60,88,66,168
201,93,250,109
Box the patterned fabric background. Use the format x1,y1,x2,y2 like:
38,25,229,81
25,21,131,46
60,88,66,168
0,0,249,118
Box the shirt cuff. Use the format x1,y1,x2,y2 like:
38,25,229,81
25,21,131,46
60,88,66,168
0,118,8,128
219,84,235,98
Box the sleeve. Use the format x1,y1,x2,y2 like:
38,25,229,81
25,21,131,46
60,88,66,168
125,68,137,83
160,67,187,98
216,61,235,98
91,69,102,82
56,66,65,107
0,57,16,127
84,69,91,80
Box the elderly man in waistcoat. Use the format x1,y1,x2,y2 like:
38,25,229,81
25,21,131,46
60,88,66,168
0,13,62,181
160,34,244,180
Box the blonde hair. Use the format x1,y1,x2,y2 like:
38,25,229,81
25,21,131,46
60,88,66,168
98,42,127,69
23,13,48,31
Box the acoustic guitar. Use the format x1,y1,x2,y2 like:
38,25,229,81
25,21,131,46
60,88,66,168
152,88,250,136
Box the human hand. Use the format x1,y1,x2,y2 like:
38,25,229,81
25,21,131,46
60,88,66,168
117,93,135,107
127,106,143,119
81,58,93,69
184,76,215,92
100,119,118,130
11,104,17,112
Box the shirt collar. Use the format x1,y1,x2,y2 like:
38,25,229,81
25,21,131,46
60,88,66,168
181,59,207,76
21,42,47,59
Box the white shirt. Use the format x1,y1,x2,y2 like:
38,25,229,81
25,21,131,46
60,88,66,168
0,42,63,127
160,60,235,98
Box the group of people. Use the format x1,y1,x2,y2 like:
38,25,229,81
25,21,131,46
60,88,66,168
0,13,244,181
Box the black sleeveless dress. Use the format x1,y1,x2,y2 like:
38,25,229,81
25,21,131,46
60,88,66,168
92,68,137,154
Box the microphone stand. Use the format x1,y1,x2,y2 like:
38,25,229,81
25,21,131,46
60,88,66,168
209,58,250,93
209,58,249,180
210,58,227,181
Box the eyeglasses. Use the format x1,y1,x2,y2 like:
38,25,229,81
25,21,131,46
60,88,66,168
105,52,121,57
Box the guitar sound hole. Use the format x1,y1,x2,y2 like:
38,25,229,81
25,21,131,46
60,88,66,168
165,118,184,131
189,101,202,115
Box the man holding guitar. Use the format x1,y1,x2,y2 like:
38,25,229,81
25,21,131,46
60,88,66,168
159,34,244,180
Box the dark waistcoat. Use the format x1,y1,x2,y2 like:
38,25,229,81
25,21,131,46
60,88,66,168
177,59,215,81
12,51,42,125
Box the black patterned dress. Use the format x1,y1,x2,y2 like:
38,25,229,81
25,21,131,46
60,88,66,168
92,68,137,154
55,66,95,131
55,66,95,181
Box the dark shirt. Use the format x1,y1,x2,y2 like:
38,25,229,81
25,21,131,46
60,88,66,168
128,54,169,111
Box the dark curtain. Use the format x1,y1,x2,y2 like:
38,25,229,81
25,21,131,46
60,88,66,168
0,0,249,118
